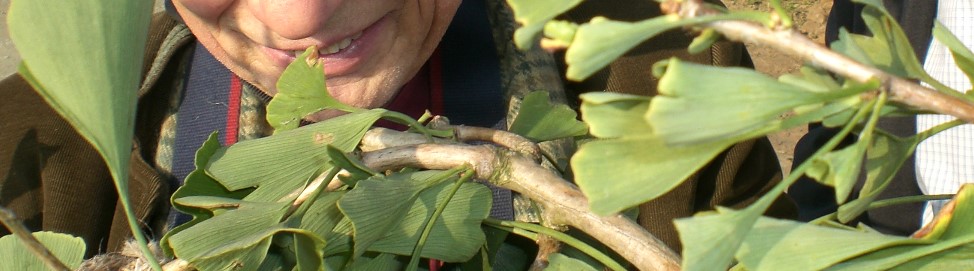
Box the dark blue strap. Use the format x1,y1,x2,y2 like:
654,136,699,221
170,43,233,189
440,0,505,127
440,0,513,220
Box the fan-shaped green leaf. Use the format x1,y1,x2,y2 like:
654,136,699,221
339,171,447,258
298,192,347,243
806,142,867,204
578,92,652,138
829,234,974,270
837,133,918,222
207,110,384,202
8,0,153,261
932,21,974,91
294,232,325,271
565,16,681,80
676,207,762,271
509,91,587,142
649,59,840,145
572,137,731,215
8,0,151,189
169,200,326,271
161,133,252,256
735,217,922,271
267,47,360,132
0,232,86,270
830,185,974,270
339,171,491,262
564,13,771,81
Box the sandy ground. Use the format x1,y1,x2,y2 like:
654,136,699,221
0,1,830,174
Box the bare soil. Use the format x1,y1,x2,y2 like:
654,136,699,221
723,0,833,174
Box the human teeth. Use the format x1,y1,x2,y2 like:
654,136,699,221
324,42,341,54
319,31,364,55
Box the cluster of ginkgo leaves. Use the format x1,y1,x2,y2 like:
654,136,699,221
7,0,974,270
508,0,974,270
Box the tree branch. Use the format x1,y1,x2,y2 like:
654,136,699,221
428,116,542,161
663,0,974,123
359,144,681,271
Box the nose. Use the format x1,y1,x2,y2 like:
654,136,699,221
252,0,339,40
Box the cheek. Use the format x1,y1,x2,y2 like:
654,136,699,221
175,0,236,20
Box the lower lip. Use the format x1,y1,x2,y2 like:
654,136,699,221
262,14,390,76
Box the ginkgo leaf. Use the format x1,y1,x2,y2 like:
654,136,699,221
932,21,974,91
207,110,384,202
339,171,490,262
8,0,153,260
509,91,587,142
649,59,848,145
735,217,922,271
830,185,974,270
573,136,731,215
505,0,584,49
806,142,867,204
267,47,360,132
0,232,86,270
168,200,326,271
676,207,762,271
564,13,771,81
161,132,251,256
837,133,918,222
578,92,652,138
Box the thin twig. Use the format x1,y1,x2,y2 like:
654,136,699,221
665,0,974,124
427,116,542,161
359,144,681,271
358,127,457,152
0,207,72,271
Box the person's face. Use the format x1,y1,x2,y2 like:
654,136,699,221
171,0,460,109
